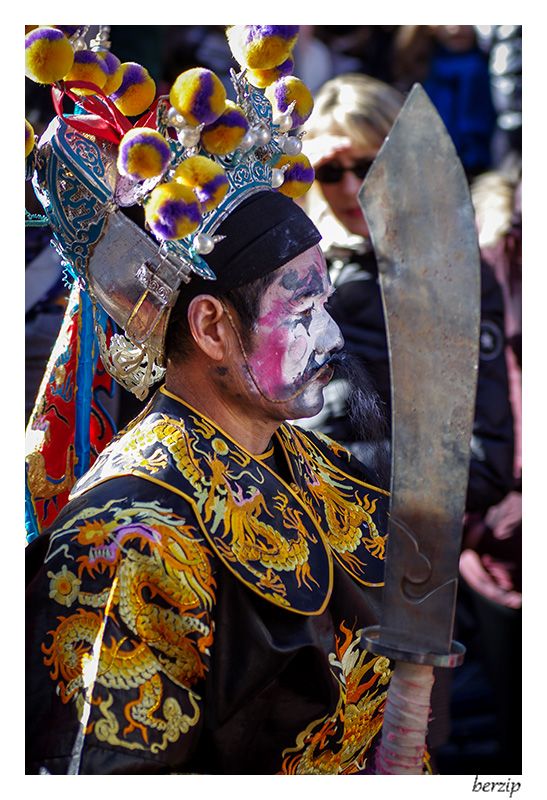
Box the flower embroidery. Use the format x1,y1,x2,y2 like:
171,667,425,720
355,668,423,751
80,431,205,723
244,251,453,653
47,564,81,606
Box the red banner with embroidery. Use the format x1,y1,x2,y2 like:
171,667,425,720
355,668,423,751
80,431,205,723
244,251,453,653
25,282,116,538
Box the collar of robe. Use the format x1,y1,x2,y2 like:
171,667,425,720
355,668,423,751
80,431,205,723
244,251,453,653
71,386,389,615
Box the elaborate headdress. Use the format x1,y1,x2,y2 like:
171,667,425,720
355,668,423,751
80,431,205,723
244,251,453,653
26,24,316,397
25,24,317,538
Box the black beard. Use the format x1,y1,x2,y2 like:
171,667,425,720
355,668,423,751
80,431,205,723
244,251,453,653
329,351,391,489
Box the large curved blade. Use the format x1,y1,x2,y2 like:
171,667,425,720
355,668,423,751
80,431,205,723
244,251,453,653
359,84,481,659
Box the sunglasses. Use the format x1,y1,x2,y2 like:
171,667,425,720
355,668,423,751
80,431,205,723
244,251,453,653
315,158,374,184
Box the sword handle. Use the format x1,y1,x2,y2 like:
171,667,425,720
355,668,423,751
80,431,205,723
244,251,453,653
373,661,435,775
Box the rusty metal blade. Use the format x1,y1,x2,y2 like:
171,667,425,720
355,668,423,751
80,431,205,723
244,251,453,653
359,84,480,662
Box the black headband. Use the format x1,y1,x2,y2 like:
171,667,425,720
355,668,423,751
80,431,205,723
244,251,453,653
201,189,321,290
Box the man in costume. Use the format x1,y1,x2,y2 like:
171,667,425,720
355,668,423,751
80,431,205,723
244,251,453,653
25,25,454,775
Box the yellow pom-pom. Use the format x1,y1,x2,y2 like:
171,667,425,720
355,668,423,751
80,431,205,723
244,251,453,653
245,57,294,89
226,25,298,70
25,119,35,158
266,76,314,128
110,63,156,117
275,154,315,199
64,50,107,95
201,101,249,156
145,182,202,241
25,26,74,84
117,128,172,181
97,51,123,96
174,155,229,212
169,68,227,127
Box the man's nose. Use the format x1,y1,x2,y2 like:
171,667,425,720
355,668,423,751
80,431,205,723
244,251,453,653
317,314,344,355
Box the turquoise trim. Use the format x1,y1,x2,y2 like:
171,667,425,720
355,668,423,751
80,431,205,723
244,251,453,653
25,210,49,228
74,295,108,478
25,479,40,543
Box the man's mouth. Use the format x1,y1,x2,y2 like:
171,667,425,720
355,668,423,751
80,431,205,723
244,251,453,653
315,363,334,384
300,354,335,385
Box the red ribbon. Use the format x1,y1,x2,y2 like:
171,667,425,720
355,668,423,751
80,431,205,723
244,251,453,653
50,83,169,146
134,96,163,129
51,81,133,144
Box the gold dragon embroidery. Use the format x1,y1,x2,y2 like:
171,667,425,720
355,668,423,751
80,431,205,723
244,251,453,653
199,449,318,603
107,414,325,608
41,501,215,754
279,621,391,774
77,406,387,610
280,427,387,575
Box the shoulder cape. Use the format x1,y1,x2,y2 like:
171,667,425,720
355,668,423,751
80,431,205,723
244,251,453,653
71,386,389,615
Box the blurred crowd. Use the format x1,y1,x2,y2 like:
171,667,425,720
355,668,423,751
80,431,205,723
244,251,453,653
25,24,522,775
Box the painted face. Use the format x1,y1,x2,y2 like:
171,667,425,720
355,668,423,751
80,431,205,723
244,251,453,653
245,244,344,419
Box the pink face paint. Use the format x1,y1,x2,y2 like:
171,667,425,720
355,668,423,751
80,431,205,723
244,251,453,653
246,245,343,414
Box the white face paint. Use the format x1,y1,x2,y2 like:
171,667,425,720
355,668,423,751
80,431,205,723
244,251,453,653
246,244,344,418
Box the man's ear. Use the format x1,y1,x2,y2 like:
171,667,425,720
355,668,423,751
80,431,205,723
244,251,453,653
186,295,231,361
